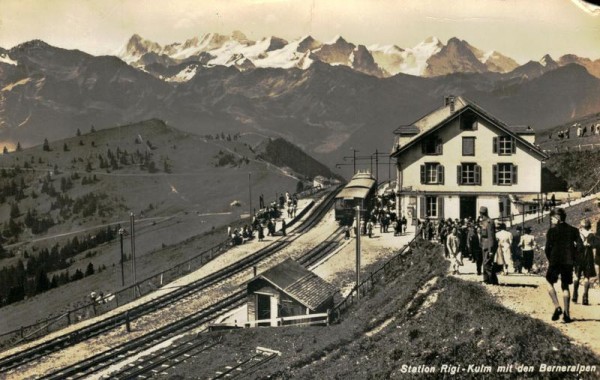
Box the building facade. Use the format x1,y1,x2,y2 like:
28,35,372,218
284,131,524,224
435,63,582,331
391,96,548,222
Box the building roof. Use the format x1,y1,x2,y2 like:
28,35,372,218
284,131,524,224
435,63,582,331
253,259,337,310
507,125,536,135
390,96,548,160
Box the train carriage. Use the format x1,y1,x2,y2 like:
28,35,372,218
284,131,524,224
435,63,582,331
334,171,377,225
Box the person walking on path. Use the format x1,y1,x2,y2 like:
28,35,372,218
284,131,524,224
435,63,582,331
467,223,483,275
519,227,537,274
447,227,462,275
544,208,583,323
574,219,599,306
480,206,498,285
495,223,513,275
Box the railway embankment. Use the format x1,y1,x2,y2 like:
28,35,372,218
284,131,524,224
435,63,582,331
164,238,599,379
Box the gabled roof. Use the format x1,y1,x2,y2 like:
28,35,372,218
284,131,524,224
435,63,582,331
390,96,548,160
252,258,337,310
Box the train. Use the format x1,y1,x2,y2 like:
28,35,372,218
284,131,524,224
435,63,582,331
334,171,377,225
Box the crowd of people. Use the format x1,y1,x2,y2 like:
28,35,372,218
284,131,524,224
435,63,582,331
420,206,600,324
228,191,298,246
551,122,600,140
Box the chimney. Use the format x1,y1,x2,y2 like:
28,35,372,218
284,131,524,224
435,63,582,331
444,95,455,113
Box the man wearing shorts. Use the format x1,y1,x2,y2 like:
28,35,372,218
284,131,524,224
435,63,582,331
544,208,583,323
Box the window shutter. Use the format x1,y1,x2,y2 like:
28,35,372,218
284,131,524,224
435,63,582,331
493,165,498,185
419,197,426,219
438,165,444,185
420,165,426,184
436,138,443,155
438,197,445,220
493,137,498,154
511,138,517,154
457,165,462,185
475,165,481,185
512,165,518,185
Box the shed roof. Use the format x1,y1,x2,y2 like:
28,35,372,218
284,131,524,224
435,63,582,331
253,258,337,310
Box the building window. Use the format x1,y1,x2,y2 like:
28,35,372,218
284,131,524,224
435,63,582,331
422,136,443,155
457,163,481,185
420,163,444,184
462,137,475,156
493,136,516,155
493,163,518,185
426,196,438,218
460,113,478,130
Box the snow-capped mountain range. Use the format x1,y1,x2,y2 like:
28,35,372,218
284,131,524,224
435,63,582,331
116,31,600,83
116,32,524,81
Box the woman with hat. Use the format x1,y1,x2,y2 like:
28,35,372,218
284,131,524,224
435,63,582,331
574,219,599,305
519,227,538,274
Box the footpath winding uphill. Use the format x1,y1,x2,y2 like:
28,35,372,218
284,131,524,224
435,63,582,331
455,265,600,357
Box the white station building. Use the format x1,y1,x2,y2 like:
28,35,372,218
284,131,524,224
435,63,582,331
391,96,548,222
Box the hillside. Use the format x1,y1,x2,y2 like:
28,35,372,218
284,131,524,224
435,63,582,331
0,119,332,328
255,138,344,182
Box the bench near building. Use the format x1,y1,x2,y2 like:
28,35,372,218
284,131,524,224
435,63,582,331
391,96,549,222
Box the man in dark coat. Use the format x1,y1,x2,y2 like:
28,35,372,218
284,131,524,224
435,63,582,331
545,208,583,323
467,223,483,275
479,206,498,285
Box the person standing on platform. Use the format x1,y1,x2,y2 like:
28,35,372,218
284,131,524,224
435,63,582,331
281,219,287,236
259,194,265,209
519,227,537,274
480,206,498,285
544,208,582,323
512,226,523,273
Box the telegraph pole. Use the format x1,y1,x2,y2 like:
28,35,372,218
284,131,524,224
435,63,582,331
375,149,379,183
118,226,125,287
248,172,252,217
355,205,361,299
130,212,137,297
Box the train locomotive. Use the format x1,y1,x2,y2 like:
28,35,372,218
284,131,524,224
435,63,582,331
334,171,377,225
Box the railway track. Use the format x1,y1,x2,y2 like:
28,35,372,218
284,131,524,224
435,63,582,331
40,214,345,379
0,186,341,375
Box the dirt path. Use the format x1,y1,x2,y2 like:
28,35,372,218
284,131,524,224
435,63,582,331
453,256,600,357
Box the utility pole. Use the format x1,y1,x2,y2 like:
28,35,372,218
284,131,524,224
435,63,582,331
118,226,125,287
355,205,361,299
249,172,252,217
353,149,357,175
130,212,137,297
375,149,379,184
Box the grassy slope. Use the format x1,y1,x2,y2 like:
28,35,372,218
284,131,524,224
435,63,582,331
0,119,302,331
166,239,599,379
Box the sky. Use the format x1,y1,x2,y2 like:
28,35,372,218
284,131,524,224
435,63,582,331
0,0,599,63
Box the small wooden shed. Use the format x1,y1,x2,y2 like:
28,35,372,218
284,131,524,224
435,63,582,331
247,259,337,327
